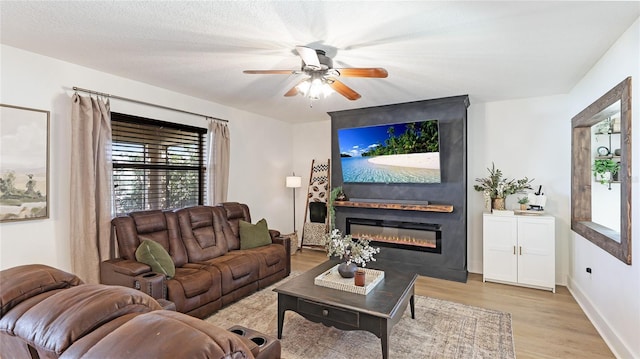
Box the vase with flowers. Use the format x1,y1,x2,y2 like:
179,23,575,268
322,228,380,278
473,163,534,210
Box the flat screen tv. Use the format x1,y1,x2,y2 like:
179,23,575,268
337,120,441,183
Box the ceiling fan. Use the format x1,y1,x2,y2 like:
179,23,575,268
243,46,388,101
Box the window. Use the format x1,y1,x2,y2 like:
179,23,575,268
111,112,207,216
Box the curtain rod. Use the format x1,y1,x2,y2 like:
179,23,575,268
72,86,228,123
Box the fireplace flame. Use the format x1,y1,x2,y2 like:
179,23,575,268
355,233,436,248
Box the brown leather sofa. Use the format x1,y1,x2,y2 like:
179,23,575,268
101,202,291,318
1,264,282,359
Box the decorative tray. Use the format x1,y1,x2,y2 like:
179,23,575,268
514,209,546,216
491,209,515,216
314,264,384,295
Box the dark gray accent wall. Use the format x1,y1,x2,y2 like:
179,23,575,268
329,95,469,282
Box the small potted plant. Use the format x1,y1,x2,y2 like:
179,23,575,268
473,163,534,210
593,159,619,184
517,196,529,210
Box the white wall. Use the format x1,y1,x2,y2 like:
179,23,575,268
0,45,292,272
466,94,570,283
566,18,640,359
290,120,331,239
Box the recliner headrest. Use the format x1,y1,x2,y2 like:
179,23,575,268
0,264,83,318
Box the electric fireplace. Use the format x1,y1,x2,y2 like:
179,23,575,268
346,217,442,254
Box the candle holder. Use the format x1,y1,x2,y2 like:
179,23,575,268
354,269,366,287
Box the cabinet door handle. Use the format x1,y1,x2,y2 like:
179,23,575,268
513,246,516,255
519,246,522,255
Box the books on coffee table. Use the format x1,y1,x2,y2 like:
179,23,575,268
314,265,384,295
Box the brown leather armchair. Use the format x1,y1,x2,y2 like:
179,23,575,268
1,264,281,359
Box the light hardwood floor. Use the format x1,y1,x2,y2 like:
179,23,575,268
291,249,614,359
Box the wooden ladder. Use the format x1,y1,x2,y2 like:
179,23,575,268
300,158,331,250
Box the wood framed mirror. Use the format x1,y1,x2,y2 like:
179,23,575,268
571,77,631,265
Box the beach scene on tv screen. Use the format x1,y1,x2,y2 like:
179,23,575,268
338,120,441,183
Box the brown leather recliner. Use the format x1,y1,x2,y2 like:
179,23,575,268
1,264,280,359
1,265,182,358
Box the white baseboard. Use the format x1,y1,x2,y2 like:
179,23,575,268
567,276,634,359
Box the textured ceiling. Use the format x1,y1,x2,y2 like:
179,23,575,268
1,1,638,123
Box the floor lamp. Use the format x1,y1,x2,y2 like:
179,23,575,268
285,174,302,233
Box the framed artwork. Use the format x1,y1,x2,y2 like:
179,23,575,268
0,104,50,222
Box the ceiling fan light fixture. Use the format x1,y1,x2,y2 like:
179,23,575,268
296,76,332,100
308,77,324,100
296,78,311,96
322,82,334,97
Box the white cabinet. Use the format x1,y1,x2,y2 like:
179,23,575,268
482,213,555,292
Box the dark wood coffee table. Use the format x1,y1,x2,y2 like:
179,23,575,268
274,260,417,359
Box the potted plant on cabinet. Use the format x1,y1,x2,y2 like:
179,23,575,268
473,163,534,210
517,196,529,210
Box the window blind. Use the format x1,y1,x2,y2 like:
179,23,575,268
111,112,207,216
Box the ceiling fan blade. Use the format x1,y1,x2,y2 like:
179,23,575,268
335,68,389,78
243,70,296,75
295,46,321,69
284,82,302,97
284,77,314,97
284,86,299,97
329,80,361,101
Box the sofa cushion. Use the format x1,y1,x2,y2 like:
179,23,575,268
173,266,218,298
239,219,272,250
136,239,175,278
113,211,190,267
176,206,229,262
237,244,287,283
221,202,252,250
205,254,260,295
163,265,222,317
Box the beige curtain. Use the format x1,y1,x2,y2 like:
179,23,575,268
206,120,230,204
70,94,112,284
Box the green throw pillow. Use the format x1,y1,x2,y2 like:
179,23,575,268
135,239,175,278
239,218,272,250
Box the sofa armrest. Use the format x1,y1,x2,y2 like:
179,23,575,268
271,236,291,276
107,258,151,276
101,259,168,300
100,258,151,288
268,229,281,240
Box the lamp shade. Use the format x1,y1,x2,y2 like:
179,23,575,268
285,176,302,188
